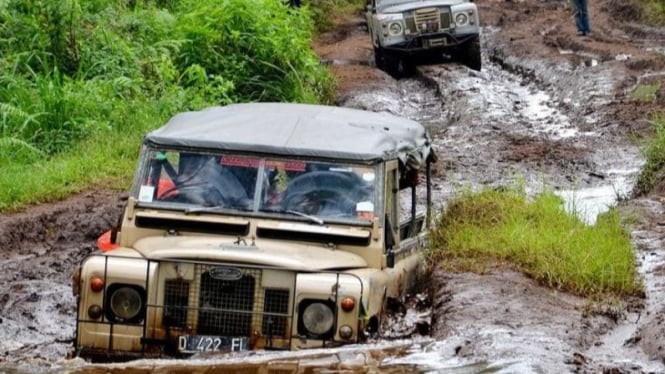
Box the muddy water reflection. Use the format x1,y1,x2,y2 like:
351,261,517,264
53,341,491,374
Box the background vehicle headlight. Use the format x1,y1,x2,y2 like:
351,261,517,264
455,13,469,26
388,22,403,36
301,302,334,336
106,284,145,323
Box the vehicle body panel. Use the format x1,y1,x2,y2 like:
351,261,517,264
73,103,435,361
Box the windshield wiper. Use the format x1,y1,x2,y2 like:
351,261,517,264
186,205,324,225
259,207,324,225
184,205,227,215
285,209,324,225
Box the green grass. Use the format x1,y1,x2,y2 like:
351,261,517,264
634,114,665,195
630,83,660,102
428,186,642,298
639,0,665,25
0,0,340,212
308,0,365,34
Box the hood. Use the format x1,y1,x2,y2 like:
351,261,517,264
382,0,464,13
127,236,368,271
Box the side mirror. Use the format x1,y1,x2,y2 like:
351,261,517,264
386,250,395,268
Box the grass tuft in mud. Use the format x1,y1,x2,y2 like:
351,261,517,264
635,114,665,196
429,186,642,298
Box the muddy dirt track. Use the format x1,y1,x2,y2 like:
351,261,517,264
3,0,665,373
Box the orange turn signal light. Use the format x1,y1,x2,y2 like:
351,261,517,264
90,276,105,292
340,297,355,312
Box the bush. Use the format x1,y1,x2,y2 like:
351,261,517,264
0,0,336,210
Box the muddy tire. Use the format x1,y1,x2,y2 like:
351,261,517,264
373,46,384,70
456,36,481,71
384,51,414,78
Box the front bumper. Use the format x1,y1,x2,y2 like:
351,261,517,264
74,254,365,362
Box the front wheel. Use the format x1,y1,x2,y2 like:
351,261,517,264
384,51,415,78
373,46,385,70
455,36,481,71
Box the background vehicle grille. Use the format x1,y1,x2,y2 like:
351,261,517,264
406,8,450,34
162,265,292,338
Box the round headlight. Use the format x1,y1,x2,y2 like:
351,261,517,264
109,286,143,322
389,22,403,36
455,13,469,27
302,302,334,336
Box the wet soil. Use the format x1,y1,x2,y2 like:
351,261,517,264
3,0,665,373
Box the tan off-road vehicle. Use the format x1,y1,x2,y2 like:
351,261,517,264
366,0,481,76
72,103,436,361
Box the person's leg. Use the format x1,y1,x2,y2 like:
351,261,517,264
580,0,591,34
570,0,584,34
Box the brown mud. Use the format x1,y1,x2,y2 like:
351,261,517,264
2,0,665,373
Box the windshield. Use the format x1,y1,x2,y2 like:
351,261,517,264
131,148,380,223
375,0,416,8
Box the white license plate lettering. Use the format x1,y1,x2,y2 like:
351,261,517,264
179,335,248,353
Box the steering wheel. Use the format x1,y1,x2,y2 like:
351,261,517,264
281,171,364,215
282,188,357,216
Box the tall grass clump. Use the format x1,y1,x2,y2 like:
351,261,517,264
176,0,333,103
0,0,337,211
429,186,642,298
634,114,665,195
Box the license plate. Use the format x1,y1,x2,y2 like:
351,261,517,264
178,335,248,353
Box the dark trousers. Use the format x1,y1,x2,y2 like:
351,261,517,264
571,0,590,34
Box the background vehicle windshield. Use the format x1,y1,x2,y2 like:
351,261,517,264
133,149,379,222
375,0,415,8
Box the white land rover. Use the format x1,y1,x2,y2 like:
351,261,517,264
366,0,481,75
72,103,436,361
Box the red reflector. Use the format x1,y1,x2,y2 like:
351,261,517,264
90,277,105,292
341,297,355,312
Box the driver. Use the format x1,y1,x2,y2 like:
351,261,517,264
159,153,249,207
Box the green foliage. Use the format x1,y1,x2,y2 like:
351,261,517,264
639,0,665,25
175,0,332,103
0,0,337,211
635,114,665,195
307,0,365,33
630,83,660,102
429,186,642,298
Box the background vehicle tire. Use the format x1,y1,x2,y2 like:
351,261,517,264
374,47,385,70
384,51,414,78
456,36,481,71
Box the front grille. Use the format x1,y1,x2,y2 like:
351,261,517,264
262,289,290,336
161,264,292,339
406,7,450,34
164,279,189,327
198,271,256,336
415,8,439,33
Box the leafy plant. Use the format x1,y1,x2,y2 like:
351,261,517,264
0,0,338,211
634,114,665,195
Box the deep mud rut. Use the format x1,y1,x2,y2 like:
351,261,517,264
3,0,665,373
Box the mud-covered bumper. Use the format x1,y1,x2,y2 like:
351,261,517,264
74,254,366,362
